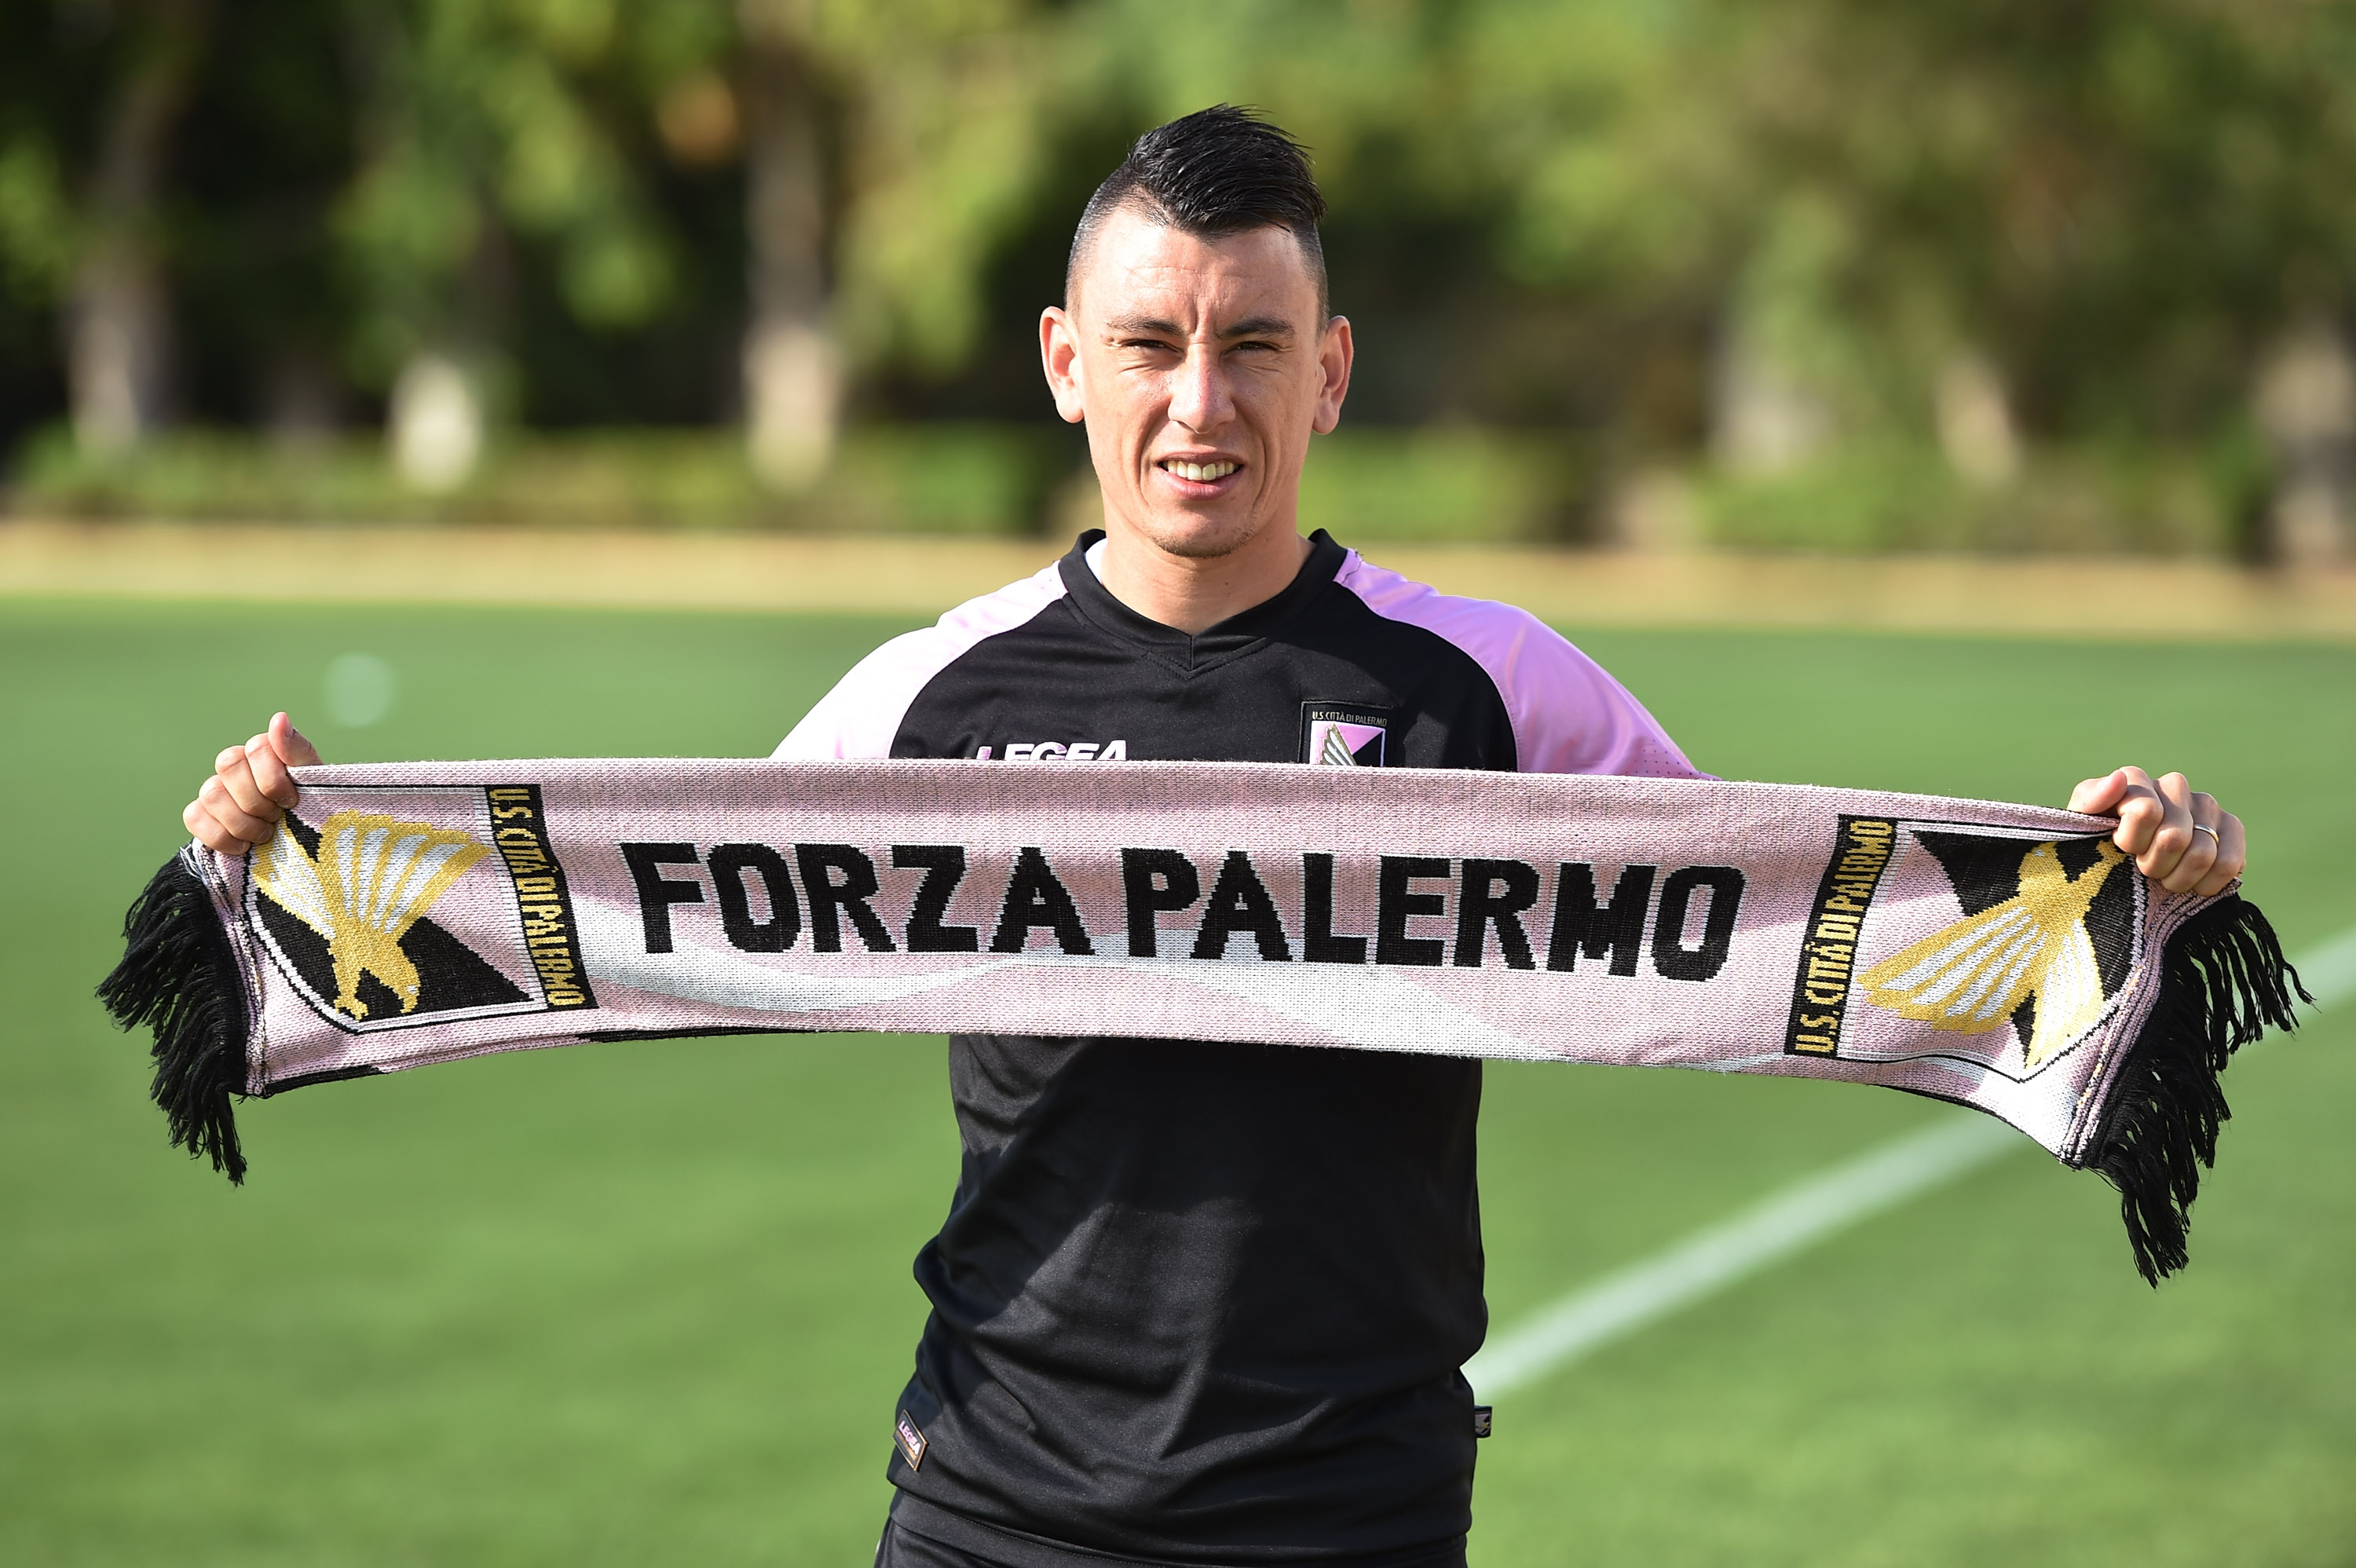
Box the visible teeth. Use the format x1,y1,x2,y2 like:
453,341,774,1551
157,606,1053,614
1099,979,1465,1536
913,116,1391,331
1168,461,1235,482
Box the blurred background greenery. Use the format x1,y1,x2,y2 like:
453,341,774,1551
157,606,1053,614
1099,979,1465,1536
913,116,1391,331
3,0,2354,558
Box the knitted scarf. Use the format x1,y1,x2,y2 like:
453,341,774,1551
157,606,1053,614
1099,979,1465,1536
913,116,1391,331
100,758,2303,1282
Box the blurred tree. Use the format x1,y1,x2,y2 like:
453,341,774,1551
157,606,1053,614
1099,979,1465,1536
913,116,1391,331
71,0,208,456
0,6,85,448
2255,316,2356,564
7,0,2356,560
335,0,716,488
738,0,832,490
0,0,213,457
330,0,1056,490
737,0,1055,488
174,0,363,442
1475,0,2356,553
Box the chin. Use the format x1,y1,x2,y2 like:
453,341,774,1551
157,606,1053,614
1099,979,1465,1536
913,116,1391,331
1136,506,1268,561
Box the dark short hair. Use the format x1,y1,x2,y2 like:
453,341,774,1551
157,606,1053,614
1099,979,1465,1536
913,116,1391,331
1066,105,1330,320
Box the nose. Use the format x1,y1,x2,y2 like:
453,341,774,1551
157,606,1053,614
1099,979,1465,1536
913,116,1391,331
1166,338,1234,434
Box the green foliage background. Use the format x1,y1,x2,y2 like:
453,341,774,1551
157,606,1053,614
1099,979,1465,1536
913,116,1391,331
6,0,2356,546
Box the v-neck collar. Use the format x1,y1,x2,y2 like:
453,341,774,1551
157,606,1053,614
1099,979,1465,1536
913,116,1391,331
1056,528,1348,674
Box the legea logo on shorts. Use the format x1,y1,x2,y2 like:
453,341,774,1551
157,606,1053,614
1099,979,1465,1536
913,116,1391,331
975,740,1129,761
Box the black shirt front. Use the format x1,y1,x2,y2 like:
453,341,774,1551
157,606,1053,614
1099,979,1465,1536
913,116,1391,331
776,532,1696,1564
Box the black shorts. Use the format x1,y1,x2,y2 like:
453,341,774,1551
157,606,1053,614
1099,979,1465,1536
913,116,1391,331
874,1517,1008,1568
873,1497,1469,1568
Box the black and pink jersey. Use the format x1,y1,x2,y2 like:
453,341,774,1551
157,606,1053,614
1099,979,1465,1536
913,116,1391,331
777,531,1699,1567
781,530,1695,779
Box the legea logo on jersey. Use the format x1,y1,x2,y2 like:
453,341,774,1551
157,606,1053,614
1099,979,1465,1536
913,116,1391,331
1301,703,1390,766
976,740,1129,761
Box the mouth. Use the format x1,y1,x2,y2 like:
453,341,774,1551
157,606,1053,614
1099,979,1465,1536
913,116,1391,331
1156,456,1242,493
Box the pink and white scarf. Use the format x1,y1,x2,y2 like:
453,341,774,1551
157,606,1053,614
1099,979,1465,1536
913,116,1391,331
102,758,2303,1281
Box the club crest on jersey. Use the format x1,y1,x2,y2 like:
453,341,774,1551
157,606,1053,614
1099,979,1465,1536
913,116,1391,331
1301,703,1390,766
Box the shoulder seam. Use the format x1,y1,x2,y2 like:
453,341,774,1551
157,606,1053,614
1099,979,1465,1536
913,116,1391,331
1331,548,1703,779
774,562,1069,758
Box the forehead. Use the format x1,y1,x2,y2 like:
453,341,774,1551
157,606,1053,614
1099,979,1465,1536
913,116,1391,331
1074,206,1319,327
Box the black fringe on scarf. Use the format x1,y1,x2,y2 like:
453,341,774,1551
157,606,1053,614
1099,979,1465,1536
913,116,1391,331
2086,895,2307,1285
94,853,251,1184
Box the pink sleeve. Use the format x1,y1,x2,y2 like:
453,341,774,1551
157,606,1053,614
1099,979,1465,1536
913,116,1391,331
1333,552,1708,780
774,562,1067,759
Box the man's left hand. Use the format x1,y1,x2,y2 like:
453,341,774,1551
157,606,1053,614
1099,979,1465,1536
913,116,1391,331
2068,767,2245,896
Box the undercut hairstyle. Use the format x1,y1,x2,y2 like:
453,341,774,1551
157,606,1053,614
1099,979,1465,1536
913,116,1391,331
1065,105,1330,321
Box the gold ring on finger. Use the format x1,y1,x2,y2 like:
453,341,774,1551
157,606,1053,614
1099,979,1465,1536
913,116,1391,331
2191,823,2219,840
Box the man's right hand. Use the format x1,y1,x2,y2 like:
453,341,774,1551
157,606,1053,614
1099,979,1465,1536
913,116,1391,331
185,712,323,856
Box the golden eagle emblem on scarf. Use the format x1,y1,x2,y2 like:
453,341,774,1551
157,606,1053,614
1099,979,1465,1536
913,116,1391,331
251,811,488,1018
1860,839,2128,1069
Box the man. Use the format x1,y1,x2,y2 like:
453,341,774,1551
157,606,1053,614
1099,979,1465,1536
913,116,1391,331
188,109,2245,1567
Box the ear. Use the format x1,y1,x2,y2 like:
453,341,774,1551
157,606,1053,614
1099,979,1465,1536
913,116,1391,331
1039,306,1087,425
1312,315,1353,435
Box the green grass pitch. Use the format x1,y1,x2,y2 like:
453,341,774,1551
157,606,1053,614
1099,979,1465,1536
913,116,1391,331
2,595,2350,1566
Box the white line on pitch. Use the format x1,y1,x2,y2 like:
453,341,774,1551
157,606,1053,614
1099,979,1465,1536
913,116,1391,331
1465,1116,2014,1399
2295,926,2356,1013
1467,921,2354,1402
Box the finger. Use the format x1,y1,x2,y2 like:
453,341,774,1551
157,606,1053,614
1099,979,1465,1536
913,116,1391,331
185,797,251,856
269,711,322,769
214,738,277,820
247,733,301,807
2108,766,2162,857
193,777,277,847
196,780,274,846
2193,812,2247,897
198,773,280,843
2161,790,2221,894
2067,769,2129,816
2137,772,2196,883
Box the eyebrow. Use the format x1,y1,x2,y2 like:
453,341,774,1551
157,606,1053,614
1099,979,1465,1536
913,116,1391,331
1103,314,1297,341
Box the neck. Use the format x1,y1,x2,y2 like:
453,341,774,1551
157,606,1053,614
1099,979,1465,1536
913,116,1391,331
1096,517,1314,635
